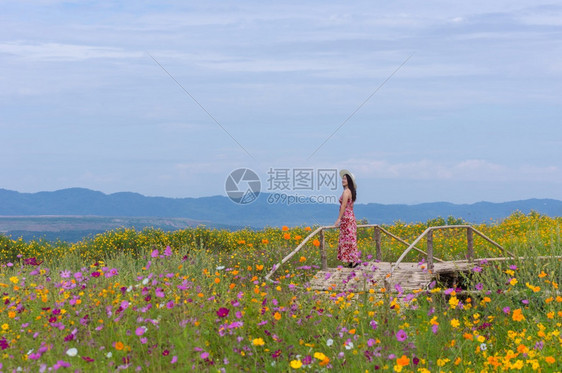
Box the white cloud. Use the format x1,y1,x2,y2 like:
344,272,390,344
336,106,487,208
341,158,560,182
0,41,142,61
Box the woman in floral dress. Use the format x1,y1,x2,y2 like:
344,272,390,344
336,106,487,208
334,169,359,268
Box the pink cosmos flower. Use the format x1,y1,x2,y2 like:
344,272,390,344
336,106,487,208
135,327,147,336
396,329,408,341
217,307,230,318
164,246,173,257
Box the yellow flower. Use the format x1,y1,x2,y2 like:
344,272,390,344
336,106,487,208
448,296,459,309
273,312,282,321
450,319,460,328
9,276,18,284
252,338,265,346
290,359,302,369
510,278,518,286
1,323,9,331
314,352,327,361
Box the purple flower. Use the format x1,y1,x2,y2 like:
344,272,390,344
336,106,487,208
155,288,165,298
509,265,517,270
522,299,529,305
395,329,408,341
472,266,482,273
475,283,483,290
432,324,439,334
200,352,209,359
91,272,100,278
370,320,378,330
135,326,147,336
217,307,230,318
171,356,178,364
53,360,71,370
164,246,173,257
24,257,43,266
503,307,511,314
0,338,9,350
151,249,159,258
367,338,376,347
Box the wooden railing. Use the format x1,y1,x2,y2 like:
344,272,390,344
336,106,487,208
265,224,439,282
265,224,514,282
390,225,515,274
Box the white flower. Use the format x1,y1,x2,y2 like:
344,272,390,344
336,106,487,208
127,285,133,292
27,349,34,355
106,352,113,358
344,342,354,350
142,278,149,285
326,338,334,347
216,266,225,270
480,343,487,351
66,348,78,357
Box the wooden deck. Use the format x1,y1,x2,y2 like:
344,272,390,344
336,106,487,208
308,260,476,292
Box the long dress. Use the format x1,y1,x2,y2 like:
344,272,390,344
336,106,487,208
337,193,359,263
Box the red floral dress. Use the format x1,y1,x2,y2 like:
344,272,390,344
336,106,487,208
337,193,359,263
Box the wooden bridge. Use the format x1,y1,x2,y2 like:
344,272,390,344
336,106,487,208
265,224,520,292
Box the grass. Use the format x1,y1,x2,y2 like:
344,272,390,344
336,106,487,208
0,212,561,371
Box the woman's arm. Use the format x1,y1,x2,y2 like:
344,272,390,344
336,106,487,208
334,190,351,227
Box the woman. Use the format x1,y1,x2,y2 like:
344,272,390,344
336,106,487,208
334,169,359,268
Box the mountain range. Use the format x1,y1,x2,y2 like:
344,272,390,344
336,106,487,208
1,188,561,228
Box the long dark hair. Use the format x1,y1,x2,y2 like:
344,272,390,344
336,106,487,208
345,174,356,202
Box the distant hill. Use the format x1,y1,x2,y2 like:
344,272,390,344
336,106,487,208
0,188,561,234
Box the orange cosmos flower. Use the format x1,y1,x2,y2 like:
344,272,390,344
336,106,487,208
396,355,410,366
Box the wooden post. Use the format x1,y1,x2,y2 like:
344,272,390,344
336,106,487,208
467,227,474,262
320,229,327,270
374,226,382,261
427,229,434,271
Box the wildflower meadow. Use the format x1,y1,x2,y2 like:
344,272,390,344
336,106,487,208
0,211,561,372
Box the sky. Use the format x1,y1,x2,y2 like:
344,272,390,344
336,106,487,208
1,1,561,205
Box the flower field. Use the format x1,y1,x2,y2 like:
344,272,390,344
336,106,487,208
0,212,561,372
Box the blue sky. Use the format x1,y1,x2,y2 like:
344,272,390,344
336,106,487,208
1,1,561,204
